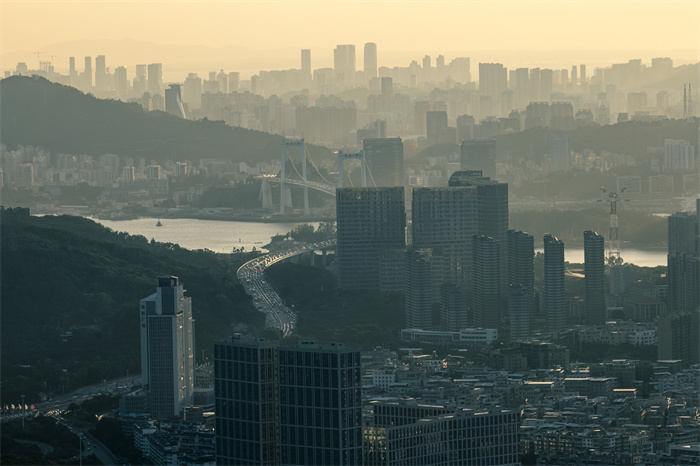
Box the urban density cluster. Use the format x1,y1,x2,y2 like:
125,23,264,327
3,41,700,466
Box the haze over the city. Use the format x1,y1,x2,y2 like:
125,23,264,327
2,1,699,79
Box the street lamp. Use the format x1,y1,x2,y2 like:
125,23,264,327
78,433,83,466
20,394,25,430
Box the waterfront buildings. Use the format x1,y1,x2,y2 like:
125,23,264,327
140,276,194,419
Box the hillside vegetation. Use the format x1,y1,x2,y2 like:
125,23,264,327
0,207,264,402
0,75,332,164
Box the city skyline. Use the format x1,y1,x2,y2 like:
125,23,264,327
2,1,699,80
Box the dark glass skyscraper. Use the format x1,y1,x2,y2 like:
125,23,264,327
405,248,433,329
214,335,279,465
279,342,363,465
584,230,606,325
336,187,405,290
507,230,534,339
544,234,566,333
472,235,501,329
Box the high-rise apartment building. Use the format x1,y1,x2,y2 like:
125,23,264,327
426,111,450,145
472,235,501,329
459,140,496,179
279,342,363,465
544,234,566,333
411,181,478,287
214,335,279,465
362,137,404,187
405,248,433,330
364,42,377,81
550,134,571,171
334,44,356,88
301,49,311,83
667,209,700,313
336,187,405,290
113,66,128,98
183,73,202,110
82,56,93,90
440,282,468,332
657,310,700,366
148,63,163,95
94,55,108,92
506,230,534,339
139,276,194,419
584,231,606,325
478,63,507,112
449,170,509,295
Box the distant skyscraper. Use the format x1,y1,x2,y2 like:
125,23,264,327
579,64,587,85
440,282,468,332
94,55,108,91
544,234,566,334
412,180,478,287
426,111,450,145
363,137,404,187
460,140,497,179
472,235,501,329
333,44,356,88
336,187,405,290
584,231,606,325
183,73,202,110
214,335,279,465
667,209,700,313
279,342,363,465
301,49,311,83
658,310,700,365
140,276,194,418
405,248,433,329
507,230,534,339
449,170,509,296
364,42,377,81
550,134,571,171
113,66,127,98
148,63,163,95
83,56,93,89
478,63,507,113
164,84,186,118
571,65,578,86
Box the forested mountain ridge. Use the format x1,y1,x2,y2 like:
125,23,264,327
0,207,264,401
0,75,332,164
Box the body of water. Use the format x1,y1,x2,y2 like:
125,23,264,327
93,217,667,266
535,248,666,267
93,218,319,254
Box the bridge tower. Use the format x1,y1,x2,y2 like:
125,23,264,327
337,150,367,188
280,138,309,215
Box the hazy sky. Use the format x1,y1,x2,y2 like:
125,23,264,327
2,1,699,77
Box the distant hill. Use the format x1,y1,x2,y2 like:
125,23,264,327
0,207,264,402
0,75,332,164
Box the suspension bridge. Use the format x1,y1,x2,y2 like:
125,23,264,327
257,138,378,214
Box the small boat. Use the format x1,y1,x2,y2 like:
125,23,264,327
156,220,163,227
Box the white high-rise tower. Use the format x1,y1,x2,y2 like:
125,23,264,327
140,276,194,418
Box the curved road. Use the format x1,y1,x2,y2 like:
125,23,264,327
237,239,335,336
